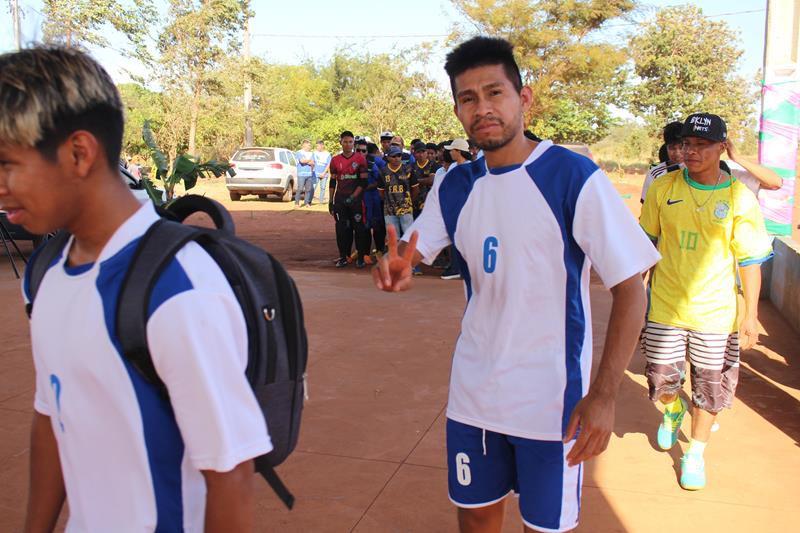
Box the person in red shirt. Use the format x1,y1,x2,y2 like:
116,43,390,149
329,130,370,268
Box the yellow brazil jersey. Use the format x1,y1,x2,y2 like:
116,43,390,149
640,168,773,333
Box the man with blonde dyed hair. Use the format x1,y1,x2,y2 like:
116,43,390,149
0,47,271,531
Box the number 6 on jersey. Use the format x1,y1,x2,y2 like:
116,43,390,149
483,236,498,273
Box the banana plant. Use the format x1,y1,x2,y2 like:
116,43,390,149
142,120,234,203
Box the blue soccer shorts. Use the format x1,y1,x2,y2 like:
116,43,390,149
446,418,582,532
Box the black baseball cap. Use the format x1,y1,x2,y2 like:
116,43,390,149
412,141,427,153
681,113,727,142
663,121,683,144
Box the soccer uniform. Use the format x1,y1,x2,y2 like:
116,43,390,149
24,203,271,532
639,168,773,412
404,140,660,531
329,152,370,260
409,159,440,216
378,162,418,237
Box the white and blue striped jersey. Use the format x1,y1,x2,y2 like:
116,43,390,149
406,141,660,440
24,203,271,532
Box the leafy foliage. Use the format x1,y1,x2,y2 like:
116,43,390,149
629,5,758,148
142,121,232,201
42,0,157,61
450,0,635,143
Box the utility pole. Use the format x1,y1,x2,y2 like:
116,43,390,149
758,0,800,236
12,0,21,49
243,17,254,147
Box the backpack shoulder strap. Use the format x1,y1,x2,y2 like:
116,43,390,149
254,456,295,509
116,219,202,395
25,231,71,318
166,195,235,234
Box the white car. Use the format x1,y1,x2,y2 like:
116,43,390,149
227,147,298,202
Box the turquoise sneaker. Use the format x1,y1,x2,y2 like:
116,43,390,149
657,397,687,450
680,453,706,490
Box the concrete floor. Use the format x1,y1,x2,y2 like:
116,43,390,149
1,228,798,532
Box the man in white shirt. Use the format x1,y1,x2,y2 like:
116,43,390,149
0,47,271,532
373,37,660,533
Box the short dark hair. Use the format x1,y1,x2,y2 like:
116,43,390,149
444,37,523,99
340,130,354,139
658,143,669,163
663,122,683,144
0,47,124,168
426,142,438,150
367,142,379,155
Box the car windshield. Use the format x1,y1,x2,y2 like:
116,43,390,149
234,149,275,162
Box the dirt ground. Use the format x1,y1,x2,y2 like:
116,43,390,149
0,173,799,532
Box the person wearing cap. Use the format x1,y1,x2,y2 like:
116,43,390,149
390,135,415,165
373,36,659,532
380,131,394,157
640,122,684,204
377,146,418,241
409,141,440,218
639,112,773,490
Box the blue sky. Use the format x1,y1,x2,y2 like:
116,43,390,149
1,0,769,86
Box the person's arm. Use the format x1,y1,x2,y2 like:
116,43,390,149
564,273,647,466
202,460,254,532
24,413,65,533
739,264,761,350
726,140,783,190
410,183,420,202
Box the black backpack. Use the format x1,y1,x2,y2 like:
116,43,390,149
25,195,308,509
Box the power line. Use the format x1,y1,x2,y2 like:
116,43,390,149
250,8,766,40
251,33,448,40
604,8,765,28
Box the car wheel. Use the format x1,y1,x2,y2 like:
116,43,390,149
258,194,268,200
282,182,294,202
230,191,241,201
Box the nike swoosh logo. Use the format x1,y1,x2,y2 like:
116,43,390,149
666,199,683,205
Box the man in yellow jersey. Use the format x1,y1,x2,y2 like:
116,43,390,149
639,113,773,491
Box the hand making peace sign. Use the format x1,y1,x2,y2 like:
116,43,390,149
372,224,419,292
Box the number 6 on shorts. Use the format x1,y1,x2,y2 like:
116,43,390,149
456,452,472,486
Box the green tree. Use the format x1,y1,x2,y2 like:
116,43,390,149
157,0,249,155
629,5,757,147
450,0,635,143
119,83,162,157
41,0,156,58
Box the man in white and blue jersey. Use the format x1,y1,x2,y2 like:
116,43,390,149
0,47,271,531
373,37,660,532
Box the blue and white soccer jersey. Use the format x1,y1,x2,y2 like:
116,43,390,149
405,140,660,531
25,203,271,532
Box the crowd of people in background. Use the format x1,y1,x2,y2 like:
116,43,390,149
294,130,485,279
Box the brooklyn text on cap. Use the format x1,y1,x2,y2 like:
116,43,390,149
444,138,470,152
681,113,727,142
